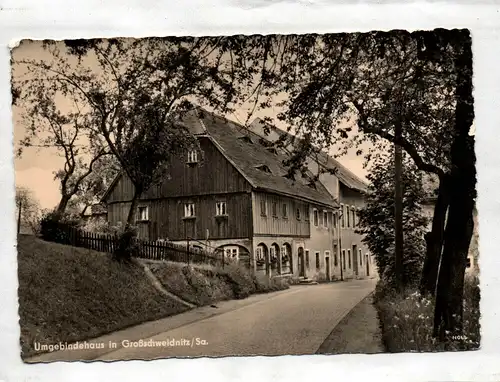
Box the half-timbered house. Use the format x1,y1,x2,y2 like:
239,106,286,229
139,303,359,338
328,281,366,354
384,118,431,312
102,108,340,281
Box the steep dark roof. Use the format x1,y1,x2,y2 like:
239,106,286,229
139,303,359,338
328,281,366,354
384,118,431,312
249,118,369,193
193,109,338,208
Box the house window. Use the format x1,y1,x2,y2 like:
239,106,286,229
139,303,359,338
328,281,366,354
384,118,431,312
305,249,310,268
315,251,320,270
283,204,288,219
296,207,301,220
313,209,319,226
348,249,352,269
323,211,328,227
224,246,239,261
352,207,356,227
342,250,346,270
256,246,264,261
216,201,227,216
187,150,198,163
305,205,310,221
256,164,272,174
333,212,337,228
272,202,278,217
346,206,350,228
359,249,363,265
260,199,267,216
466,257,471,268
341,205,345,228
334,252,338,267
137,206,149,221
184,203,195,217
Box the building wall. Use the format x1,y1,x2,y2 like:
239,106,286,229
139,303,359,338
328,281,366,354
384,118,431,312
338,184,374,280
105,137,252,203
250,192,338,282
107,192,253,241
251,191,310,237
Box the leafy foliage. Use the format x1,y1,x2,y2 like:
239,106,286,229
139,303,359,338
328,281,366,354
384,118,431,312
39,210,81,243
16,186,41,234
356,153,429,289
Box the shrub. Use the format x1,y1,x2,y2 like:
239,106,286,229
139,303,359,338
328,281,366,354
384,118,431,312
374,277,480,352
39,211,81,244
112,226,140,263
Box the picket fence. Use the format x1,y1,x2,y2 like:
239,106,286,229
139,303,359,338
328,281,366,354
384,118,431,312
52,224,226,267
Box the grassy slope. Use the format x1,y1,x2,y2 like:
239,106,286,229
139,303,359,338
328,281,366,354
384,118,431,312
149,261,290,307
17,235,190,358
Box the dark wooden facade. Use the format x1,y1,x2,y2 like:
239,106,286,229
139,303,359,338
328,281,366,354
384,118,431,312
105,137,254,241
105,137,251,203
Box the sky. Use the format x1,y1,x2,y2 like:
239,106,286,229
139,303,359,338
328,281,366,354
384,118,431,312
12,39,370,210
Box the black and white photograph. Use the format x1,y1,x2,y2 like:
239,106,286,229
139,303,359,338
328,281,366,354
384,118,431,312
12,30,479,363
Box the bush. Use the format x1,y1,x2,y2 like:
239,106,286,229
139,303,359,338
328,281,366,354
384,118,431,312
374,277,480,352
112,226,140,263
149,262,290,307
39,211,81,244
81,218,122,235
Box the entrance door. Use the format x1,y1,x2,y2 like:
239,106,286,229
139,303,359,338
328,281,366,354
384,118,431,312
298,247,305,277
366,254,370,276
352,245,359,276
326,257,331,281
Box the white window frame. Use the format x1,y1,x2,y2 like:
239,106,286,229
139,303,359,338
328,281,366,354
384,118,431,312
137,206,149,221
256,246,264,260
341,204,345,228
313,208,319,227
282,203,288,219
346,205,350,228
216,201,227,216
184,203,196,217
225,246,239,261
187,150,198,163
352,206,356,227
315,251,321,270
323,210,328,227
260,199,267,216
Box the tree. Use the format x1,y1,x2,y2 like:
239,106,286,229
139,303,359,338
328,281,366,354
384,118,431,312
15,186,41,235
67,155,120,218
356,153,429,288
234,30,473,336
13,68,110,220
14,37,257,227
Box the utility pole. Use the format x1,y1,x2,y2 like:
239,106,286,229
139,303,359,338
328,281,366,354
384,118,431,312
394,116,404,292
17,198,22,235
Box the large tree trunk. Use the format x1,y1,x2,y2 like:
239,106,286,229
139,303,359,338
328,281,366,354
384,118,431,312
126,186,142,227
419,175,450,296
433,30,475,338
433,170,474,338
53,194,72,221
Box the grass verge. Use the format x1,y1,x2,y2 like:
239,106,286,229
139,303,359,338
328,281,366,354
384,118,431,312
17,235,190,359
149,261,290,306
374,275,480,352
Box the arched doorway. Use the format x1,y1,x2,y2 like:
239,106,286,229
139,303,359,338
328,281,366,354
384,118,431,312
270,243,280,275
297,247,305,277
281,243,292,274
215,244,251,268
255,243,268,275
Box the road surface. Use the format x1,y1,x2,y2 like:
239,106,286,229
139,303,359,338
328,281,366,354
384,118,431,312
97,279,376,360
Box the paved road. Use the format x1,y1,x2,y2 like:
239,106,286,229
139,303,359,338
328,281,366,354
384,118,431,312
97,279,376,360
